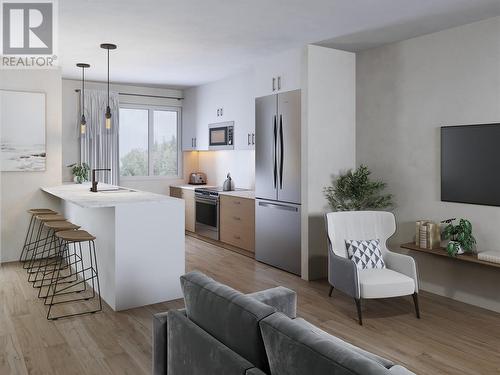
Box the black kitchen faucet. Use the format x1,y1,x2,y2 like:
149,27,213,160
90,168,111,192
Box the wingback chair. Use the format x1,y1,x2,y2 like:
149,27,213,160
325,211,420,325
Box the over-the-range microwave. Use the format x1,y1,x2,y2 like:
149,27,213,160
208,121,234,150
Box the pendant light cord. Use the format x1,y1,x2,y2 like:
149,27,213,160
82,67,85,116
107,48,110,108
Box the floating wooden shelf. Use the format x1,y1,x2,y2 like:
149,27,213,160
400,242,500,269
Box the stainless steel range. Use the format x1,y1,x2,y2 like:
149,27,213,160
194,187,247,240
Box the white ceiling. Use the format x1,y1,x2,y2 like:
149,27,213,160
59,0,500,88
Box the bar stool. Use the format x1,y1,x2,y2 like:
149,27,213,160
46,230,102,320
20,208,58,264
25,214,67,275
32,220,82,297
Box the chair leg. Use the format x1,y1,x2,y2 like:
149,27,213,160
354,298,362,325
328,285,334,297
412,293,420,319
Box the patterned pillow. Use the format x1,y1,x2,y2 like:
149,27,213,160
345,239,386,270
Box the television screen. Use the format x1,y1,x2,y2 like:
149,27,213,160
441,123,500,206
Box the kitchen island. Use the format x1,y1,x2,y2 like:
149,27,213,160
42,183,184,311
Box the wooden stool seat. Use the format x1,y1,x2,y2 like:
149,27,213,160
28,208,57,215
55,230,96,242
44,221,80,231
36,214,66,222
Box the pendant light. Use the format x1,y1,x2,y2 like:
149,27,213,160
100,43,117,130
76,63,90,134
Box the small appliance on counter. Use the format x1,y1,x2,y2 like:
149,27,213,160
223,173,235,191
188,172,207,185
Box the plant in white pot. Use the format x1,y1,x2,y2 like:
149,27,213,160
68,162,90,184
442,218,476,256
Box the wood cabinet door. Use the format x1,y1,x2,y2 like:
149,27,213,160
220,195,255,252
183,189,196,232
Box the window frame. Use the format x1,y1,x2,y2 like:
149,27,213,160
119,104,182,181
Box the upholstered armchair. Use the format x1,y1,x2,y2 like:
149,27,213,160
325,211,420,325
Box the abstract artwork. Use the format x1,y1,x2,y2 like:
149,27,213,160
0,90,46,171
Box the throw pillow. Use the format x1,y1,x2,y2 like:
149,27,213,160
345,239,385,270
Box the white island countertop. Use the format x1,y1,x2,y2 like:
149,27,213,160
42,183,176,208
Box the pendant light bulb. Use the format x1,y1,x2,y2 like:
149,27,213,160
76,63,90,135
105,106,112,129
100,43,117,131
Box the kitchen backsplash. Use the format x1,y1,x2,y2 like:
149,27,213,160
193,150,255,189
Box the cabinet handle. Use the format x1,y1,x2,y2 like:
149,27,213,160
195,138,197,147
220,108,223,116
277,76,281,90
191,138,194,147
252,133,255,145
248,133,251,145
272,77,276,92
233,216,241,221
234,235,241,240
217,109,220,116
233,201,241,205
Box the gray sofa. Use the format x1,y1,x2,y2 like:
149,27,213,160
153,271,415,375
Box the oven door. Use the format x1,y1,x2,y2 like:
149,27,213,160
195,197,219,240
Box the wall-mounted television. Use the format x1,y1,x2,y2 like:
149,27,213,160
441,123,500,206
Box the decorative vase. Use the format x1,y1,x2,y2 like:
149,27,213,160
449,240,465,255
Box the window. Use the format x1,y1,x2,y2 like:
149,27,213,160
119,106,181,178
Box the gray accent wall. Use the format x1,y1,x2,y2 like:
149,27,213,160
356,16,500,312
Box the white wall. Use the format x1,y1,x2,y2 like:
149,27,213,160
1,70,62,263
302,45,356,279
357,17,500,311
62,79,196,194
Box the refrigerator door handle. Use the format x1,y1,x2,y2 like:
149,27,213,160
273,115,278,188
258,201,298,212
279,114,284,189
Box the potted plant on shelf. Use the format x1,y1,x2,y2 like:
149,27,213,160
68,162,90,184
323,165,393,211
442,218,476,256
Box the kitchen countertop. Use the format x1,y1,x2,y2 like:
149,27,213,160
42,183,175,208
170,184,216,190
170,183,255,199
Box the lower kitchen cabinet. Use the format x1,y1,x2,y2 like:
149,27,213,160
170,187,196,232
220,195,255,252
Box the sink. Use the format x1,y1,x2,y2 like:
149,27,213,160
98,187,136,193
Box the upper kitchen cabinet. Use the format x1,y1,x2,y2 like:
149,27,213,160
182,70,256,151
254,48,303,98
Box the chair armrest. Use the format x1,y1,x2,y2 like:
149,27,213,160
247,286,297,319
384,251,419,292
153,309,186,375
329,250,359,299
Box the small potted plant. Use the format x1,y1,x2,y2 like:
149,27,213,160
442,218,476,256
68,162,90,184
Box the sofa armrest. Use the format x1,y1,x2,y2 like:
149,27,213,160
384,251,419,292
153,309,186,375
329,250,359,299
247,286,297,319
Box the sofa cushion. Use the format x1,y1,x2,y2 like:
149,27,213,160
358,269,415,298
180,271,276,372
293,318,394,369
260,312,394,375
167,309,259,375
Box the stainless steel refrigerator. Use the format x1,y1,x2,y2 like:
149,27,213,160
255,89,301,275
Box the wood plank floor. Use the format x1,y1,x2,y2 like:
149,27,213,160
1,235,499,375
